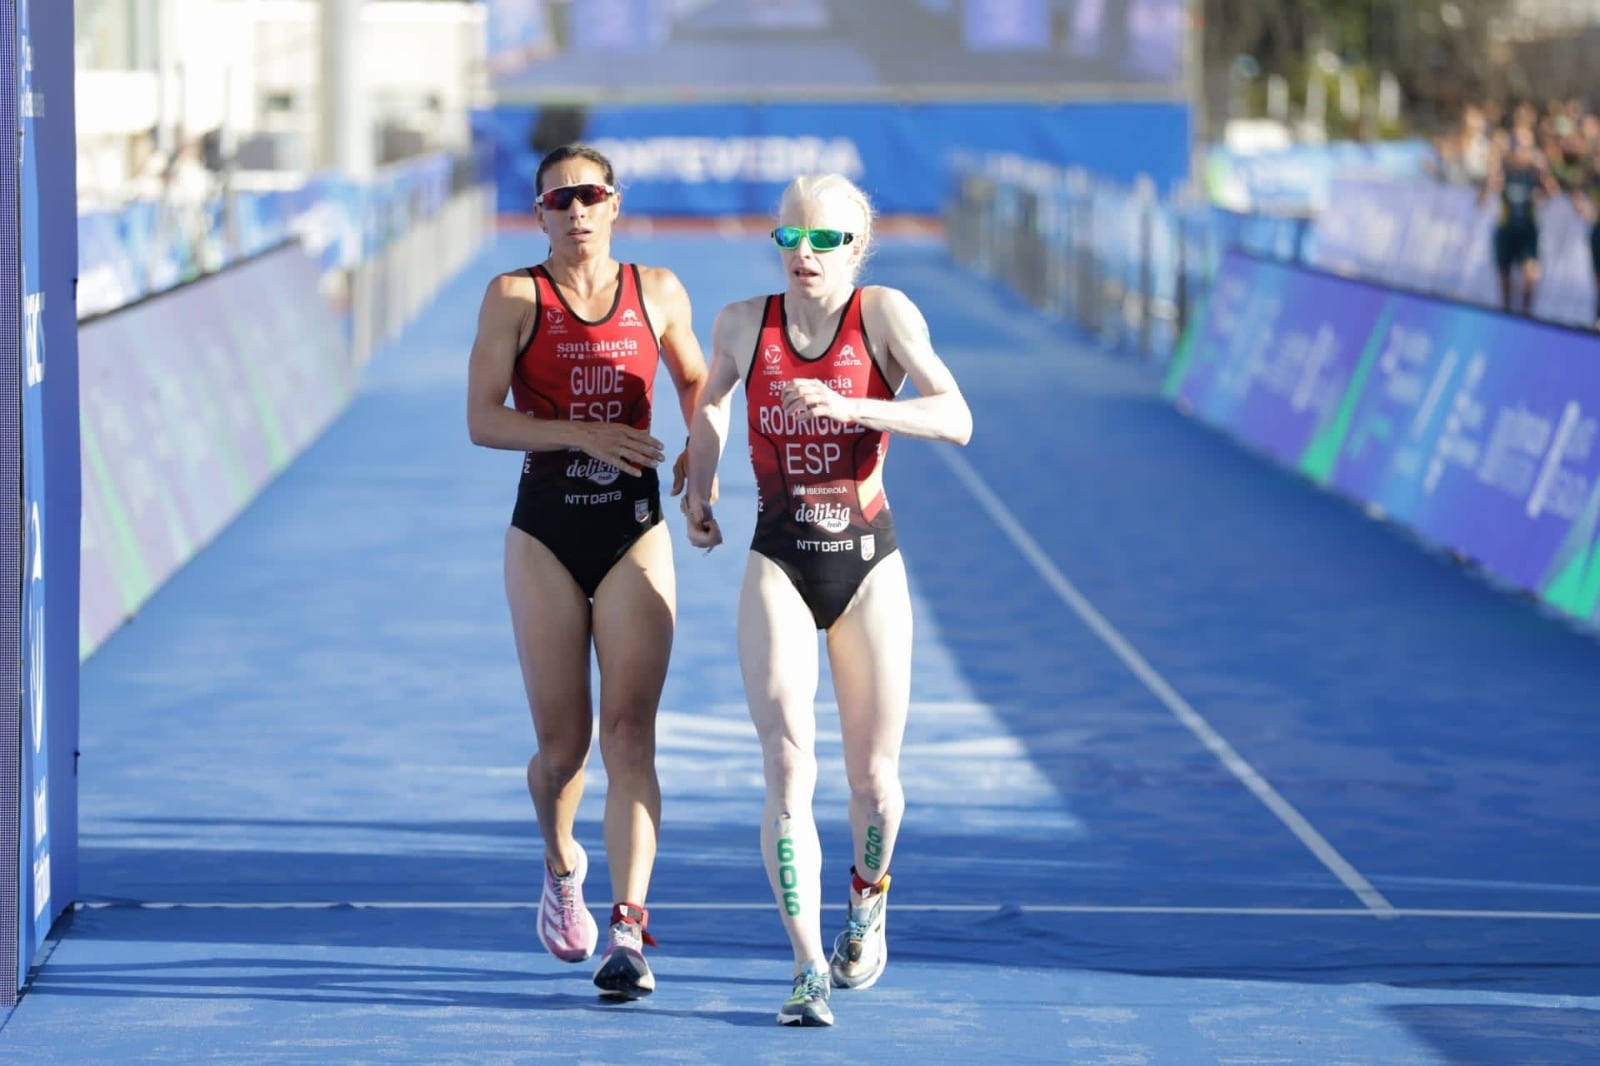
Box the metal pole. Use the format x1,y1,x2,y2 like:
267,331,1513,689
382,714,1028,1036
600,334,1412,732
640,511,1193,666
319,0,370,176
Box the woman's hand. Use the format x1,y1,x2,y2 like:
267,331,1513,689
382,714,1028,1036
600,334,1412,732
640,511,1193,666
682,496,723,550
782,378,858,425
575,422,665,478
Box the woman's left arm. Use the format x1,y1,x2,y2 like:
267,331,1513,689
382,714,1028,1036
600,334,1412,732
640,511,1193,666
644,266,712,494
783,286,972,445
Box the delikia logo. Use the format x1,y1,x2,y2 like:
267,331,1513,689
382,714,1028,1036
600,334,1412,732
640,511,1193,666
794,501,851,534
860,534,875,561
567,456,620,486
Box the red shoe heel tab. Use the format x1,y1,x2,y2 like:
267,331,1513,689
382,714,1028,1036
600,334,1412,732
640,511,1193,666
612,902,659,947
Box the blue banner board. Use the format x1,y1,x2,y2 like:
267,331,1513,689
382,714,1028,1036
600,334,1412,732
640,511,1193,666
1166,251,1600,626
474,101,1193,217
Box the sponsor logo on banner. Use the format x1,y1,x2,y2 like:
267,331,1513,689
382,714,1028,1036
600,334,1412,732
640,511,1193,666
567,456,621,486
861,534,875,561
23,288,44,387
592,136,865,184
794,501,851,533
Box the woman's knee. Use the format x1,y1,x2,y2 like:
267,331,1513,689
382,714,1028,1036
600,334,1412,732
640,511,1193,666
598,708,657,769
846,758,903,811
530,742,586,785
762,736,818,792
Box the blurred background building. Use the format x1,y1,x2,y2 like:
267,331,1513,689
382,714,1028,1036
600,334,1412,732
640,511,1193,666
74,0,489,206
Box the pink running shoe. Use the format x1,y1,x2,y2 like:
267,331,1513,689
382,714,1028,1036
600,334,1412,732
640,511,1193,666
537,843,599,962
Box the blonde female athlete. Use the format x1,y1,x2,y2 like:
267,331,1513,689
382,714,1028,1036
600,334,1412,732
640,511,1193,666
682,174,972,1026
466,144,709,999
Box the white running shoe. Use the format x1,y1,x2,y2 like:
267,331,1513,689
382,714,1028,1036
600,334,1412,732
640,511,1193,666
829,873,890,990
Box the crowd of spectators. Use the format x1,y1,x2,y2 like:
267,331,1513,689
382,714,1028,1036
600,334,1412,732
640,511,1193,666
1426,100,1600,322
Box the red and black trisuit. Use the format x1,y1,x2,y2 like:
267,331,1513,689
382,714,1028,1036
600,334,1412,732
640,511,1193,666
745,289,899,629
509,263,662,597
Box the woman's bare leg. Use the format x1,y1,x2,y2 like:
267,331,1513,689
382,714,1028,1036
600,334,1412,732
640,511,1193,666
827,554,913,888
504,527,594,875
591,522,676,908
738,552,827,970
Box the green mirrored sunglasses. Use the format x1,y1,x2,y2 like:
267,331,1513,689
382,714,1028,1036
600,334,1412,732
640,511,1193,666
771,226,856,252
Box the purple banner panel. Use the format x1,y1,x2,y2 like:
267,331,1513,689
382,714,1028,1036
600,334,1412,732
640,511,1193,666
1327,299,1600,594
79,244,354,659
1168,250,1600,628
1166,254,1389,467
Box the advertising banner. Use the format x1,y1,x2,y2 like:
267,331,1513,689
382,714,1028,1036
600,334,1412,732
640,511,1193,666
1168,250,1600,626
8,0,78,998
0,0,22,1004
77,152,463,322
1163,255,1389,467
78,246,354,659
19,0,50,965
1314,299,1600,596
475,101,1192,217
1202,140,1432,216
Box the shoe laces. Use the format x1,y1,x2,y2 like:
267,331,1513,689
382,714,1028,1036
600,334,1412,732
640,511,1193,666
845,889,881,940
794,966,829,1001
610,921,643,952
548,866,581,923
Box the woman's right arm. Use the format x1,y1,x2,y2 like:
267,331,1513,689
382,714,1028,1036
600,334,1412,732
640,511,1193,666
684,301,754,548
466,274,664,477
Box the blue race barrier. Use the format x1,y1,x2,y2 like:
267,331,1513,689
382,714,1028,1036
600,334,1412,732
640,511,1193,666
14,0,80,1002
1166,250,1600,624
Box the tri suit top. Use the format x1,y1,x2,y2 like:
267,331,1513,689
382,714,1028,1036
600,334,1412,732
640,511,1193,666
509,262,663,597
1588,167,1600,272
1493,164,1544,269
745,289,899,629
1498,163,1543,228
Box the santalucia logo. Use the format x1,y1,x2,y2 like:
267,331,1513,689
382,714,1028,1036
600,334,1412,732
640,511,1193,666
794,501,851,534
567,456,621,486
